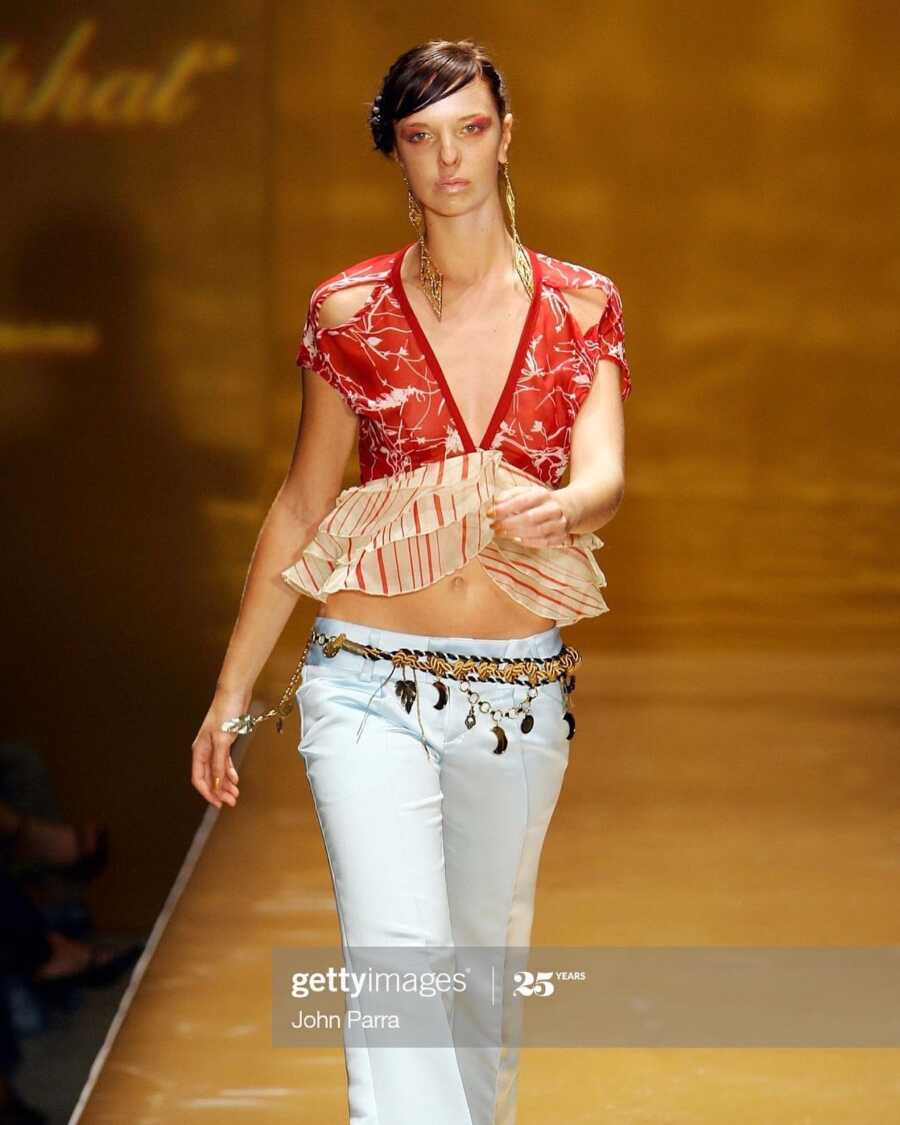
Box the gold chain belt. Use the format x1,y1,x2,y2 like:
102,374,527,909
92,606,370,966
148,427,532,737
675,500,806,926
222,627,581,755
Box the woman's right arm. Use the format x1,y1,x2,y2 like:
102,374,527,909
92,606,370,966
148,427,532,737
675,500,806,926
190,362,359,809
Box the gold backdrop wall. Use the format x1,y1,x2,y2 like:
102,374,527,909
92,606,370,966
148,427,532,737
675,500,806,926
1,3,896,927
273,1,899,658
1,6,271,927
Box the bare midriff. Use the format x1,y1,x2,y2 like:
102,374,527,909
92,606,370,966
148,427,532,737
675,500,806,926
319,556,556,639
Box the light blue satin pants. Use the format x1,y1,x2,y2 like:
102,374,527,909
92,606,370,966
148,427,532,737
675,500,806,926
296,615,572,1125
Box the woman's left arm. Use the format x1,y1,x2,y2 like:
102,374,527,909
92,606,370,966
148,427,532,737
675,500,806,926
489,358,626,543
556,357,626,535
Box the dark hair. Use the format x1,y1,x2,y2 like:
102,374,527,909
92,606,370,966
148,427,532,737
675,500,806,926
368,39,508,158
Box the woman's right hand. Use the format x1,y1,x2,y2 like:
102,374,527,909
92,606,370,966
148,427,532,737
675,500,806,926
191,690,246,809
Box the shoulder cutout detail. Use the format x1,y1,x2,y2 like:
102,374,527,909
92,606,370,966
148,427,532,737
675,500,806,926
541,263,631,401
317,282,381,332
559,286,611,337
295,274,388,413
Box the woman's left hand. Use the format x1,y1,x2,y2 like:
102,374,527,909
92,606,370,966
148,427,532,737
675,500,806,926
488,485,574,547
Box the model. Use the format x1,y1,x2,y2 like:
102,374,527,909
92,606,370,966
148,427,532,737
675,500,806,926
191,37,631,1125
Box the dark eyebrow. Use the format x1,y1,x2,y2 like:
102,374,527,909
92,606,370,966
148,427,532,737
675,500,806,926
401,112,487,128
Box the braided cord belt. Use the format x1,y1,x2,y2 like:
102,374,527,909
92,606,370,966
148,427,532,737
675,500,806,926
221,627,581,752
311,629,581,685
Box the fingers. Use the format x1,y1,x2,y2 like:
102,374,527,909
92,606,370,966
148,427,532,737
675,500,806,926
493,509,568,543
490,488,568,542
191,734,241,809
191,736,216,806
488,484,536,523
209,737,240,808
512,534,571,548
212,753,241,808
213,776,240,808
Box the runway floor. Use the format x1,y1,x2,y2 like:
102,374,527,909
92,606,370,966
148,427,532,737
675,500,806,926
71,642,900,1123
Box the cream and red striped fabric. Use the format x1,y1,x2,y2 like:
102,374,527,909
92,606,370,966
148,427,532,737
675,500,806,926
280,449,609,626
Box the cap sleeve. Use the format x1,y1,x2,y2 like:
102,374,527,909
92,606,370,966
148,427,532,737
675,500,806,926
583,280,631,401
296,285,369,414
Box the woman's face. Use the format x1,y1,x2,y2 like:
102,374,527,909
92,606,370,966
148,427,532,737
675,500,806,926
392,76,512,214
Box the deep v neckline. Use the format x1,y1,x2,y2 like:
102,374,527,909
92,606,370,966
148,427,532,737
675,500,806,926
390,242,543,453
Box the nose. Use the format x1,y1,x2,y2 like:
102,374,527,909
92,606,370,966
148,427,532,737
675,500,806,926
438,133,461,168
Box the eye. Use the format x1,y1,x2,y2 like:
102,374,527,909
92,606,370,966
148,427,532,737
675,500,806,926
407,123,485,143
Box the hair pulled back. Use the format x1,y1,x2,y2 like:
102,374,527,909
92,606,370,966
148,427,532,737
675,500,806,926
368,38,508,158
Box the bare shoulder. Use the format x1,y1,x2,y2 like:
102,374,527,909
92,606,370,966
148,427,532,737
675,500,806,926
309,248,396,330
317,283,379,329
559,287,610,334
535,249,621,333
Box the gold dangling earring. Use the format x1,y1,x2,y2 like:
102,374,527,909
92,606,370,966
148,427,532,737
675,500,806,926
402,171,443,320
501,160,534,299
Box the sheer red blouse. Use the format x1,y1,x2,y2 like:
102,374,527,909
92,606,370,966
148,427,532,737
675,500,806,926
282,244,632,625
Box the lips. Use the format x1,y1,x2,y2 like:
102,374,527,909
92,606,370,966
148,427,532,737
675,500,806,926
437,179,468,187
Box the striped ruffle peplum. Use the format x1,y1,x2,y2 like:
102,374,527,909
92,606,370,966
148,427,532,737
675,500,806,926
280,448,609,626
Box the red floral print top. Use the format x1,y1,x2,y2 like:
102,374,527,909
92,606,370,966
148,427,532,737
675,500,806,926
295,243,631,486
282,243,632,625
